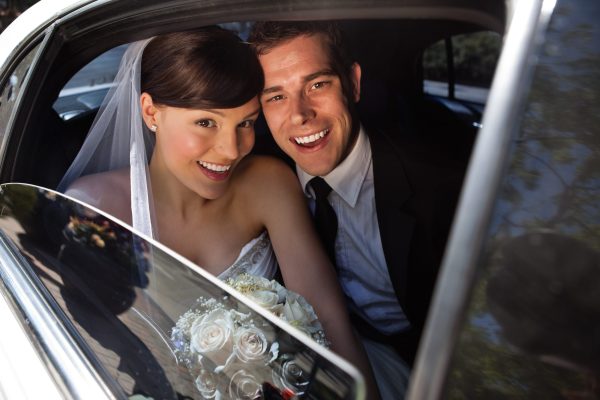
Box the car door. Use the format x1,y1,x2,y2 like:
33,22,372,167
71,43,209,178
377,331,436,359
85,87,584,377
0,183,364,399
410,0,600,398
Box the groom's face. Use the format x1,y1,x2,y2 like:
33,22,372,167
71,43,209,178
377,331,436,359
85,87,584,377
258,34,361,177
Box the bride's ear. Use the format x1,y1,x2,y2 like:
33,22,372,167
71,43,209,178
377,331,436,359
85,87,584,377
140,92,158,131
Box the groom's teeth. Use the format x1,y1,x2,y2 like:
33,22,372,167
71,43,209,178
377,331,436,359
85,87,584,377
198,161,231,172
294,129,328,144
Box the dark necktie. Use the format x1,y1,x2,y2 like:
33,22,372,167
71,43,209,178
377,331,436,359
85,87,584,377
309,177,338,265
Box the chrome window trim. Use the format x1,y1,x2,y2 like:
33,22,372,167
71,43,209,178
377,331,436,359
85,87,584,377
0,285,63,399
0,229,118,399
407,0,557,398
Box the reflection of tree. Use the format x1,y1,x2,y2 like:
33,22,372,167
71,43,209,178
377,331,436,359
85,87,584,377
446,257,586,399
423,31,501,87
447,2,600,398
498,3,600,248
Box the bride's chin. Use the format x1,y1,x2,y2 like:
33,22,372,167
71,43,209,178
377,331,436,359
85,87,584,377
194,184,229,201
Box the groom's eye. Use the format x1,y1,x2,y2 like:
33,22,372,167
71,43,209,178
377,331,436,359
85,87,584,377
266,94,284,103
197,119,217,128
311,81,330,90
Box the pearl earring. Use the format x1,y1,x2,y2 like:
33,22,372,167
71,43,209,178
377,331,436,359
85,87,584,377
150,124,157,132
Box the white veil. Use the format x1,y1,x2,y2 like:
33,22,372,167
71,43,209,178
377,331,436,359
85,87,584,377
57,39,157,239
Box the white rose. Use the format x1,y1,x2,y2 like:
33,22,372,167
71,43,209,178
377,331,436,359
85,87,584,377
228,369,263,400
282,295,312,327
194,368,218,399
190,308,234,370
247,290,281,311
234,326,269,364
272,357,309,394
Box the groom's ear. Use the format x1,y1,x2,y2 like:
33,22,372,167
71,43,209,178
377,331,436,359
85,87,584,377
140,92,159,129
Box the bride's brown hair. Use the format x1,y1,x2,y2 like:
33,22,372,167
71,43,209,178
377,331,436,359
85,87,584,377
141,26,264,109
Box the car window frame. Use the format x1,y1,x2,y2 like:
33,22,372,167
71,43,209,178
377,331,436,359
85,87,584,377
0,34,46,169
0,0,512,397
407,0,557,398
0,182,367,399
0,197,121,399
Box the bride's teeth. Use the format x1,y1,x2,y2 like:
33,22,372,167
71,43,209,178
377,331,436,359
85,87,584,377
294,129,328,144
199,161,231,172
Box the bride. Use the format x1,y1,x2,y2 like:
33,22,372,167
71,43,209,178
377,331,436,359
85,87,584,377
58,26,379,399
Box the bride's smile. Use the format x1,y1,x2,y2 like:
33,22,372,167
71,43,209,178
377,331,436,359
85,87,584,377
145,95,260,199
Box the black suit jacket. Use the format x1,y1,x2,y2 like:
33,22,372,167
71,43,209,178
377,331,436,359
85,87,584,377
253,121,465,363
366,127,465,362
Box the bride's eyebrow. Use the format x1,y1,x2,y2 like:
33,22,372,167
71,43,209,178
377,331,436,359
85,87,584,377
243,108,261,119
201,108,260,119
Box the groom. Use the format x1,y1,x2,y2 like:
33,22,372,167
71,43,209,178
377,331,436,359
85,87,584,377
249,21,462,370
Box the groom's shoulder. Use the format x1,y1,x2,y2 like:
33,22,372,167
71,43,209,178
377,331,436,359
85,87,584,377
367,125,468,195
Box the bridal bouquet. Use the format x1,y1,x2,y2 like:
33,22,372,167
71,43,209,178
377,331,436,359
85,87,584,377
171,273,329,399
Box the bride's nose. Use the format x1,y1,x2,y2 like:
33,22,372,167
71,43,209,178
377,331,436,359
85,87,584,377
214,128,240,160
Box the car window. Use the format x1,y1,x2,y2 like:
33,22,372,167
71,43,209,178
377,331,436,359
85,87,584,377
53,45,127,120
0,183,363,399
0,40,42,152
443,0,600,397
52,21,250,121
423,31,501,104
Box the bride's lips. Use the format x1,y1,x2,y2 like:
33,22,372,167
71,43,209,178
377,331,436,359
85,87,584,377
289,128,330,152
196,160,232,181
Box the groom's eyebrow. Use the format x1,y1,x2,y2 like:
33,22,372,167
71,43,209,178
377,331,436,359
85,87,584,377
261,69,337,96
303,69,336,82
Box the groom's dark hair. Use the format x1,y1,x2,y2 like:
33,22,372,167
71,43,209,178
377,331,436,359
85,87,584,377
141,26,264,109
249,21,357,109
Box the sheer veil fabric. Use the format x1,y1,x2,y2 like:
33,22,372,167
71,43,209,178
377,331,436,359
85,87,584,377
58,39,157,239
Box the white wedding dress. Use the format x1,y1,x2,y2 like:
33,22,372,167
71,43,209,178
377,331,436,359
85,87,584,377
217,231,278,281
217,232,410,399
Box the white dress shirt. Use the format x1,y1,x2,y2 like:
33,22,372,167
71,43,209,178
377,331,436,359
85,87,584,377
297,127,410,334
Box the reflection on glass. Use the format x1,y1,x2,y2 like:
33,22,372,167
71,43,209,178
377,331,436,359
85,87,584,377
446,0,600,398
0,184,361,400
0,41,41,142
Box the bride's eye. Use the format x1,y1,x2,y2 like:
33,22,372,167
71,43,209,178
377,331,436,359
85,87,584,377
238,119,255,129
196,119,217,128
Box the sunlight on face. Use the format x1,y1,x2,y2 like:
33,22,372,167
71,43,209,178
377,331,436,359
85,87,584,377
152,97,260,199
259,34,361,177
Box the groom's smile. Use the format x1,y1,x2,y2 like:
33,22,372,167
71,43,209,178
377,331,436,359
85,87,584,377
258,34,361,177
291,128,330,147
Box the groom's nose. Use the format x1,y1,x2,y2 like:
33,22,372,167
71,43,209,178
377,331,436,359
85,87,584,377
290,94,316,126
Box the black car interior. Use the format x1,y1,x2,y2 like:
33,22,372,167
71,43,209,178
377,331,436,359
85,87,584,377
12,18,502,192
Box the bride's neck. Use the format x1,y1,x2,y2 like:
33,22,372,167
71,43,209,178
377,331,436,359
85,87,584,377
148,159,210,219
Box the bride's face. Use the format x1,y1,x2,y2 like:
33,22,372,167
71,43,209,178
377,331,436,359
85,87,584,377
152,97,260,199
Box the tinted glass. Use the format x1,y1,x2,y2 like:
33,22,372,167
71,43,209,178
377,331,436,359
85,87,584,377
423,39,449,97
53,45,127,120
0,184,362,400
422,32,500,103
452,31,500,103
0,41,42,150
445,0,600,397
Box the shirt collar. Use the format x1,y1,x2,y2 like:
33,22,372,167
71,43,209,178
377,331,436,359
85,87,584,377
297,126,371,207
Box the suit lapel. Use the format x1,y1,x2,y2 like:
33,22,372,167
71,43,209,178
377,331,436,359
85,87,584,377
368,129,415,311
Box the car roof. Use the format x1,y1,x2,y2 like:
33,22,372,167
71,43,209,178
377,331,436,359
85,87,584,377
0,0,506,75
0,0,90,70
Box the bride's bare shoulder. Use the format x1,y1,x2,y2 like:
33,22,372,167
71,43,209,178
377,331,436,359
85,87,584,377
235,155,298,188
64,169,131,214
